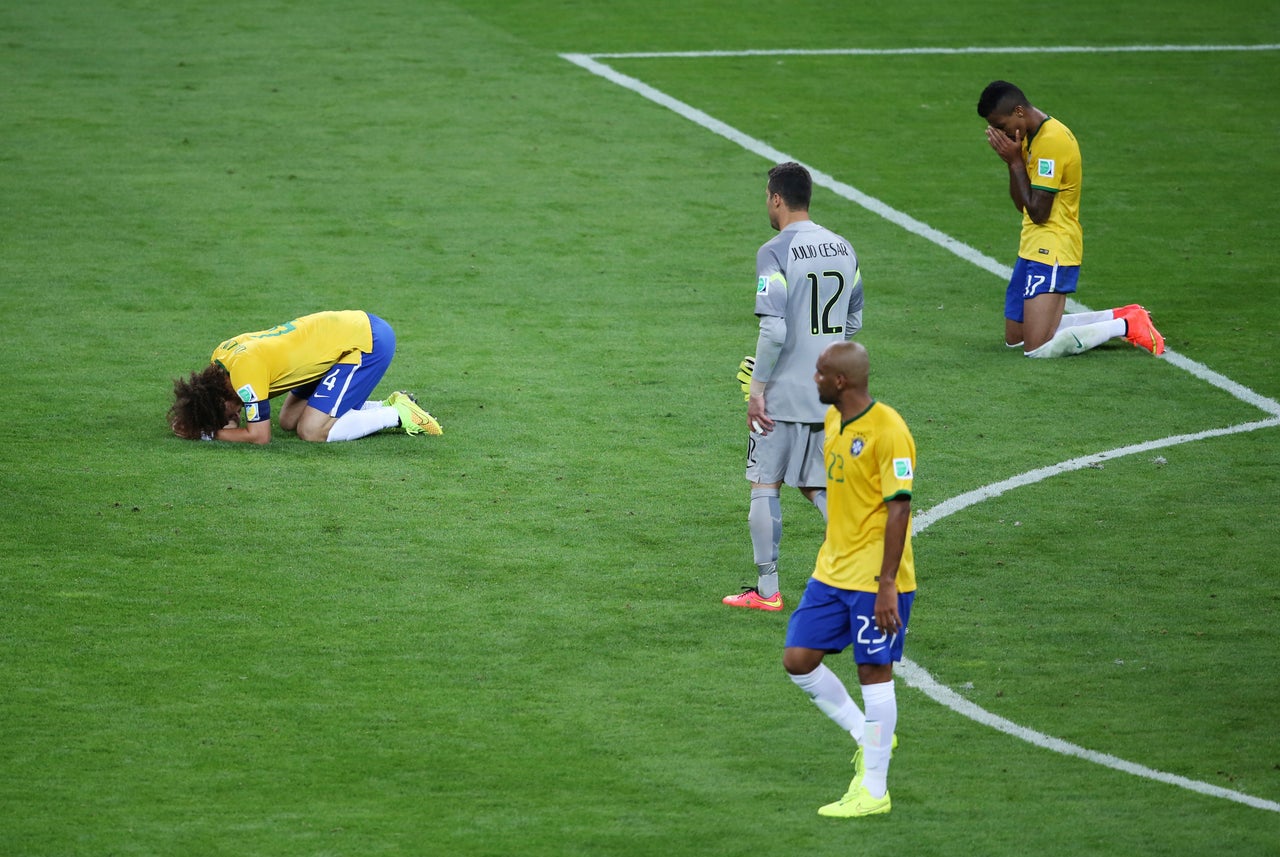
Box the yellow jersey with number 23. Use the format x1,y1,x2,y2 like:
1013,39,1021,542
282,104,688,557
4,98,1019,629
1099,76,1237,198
813,400,916,594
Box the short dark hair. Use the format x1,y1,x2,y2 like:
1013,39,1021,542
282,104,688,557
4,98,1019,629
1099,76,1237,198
977,80,1029,119
767,162,811,211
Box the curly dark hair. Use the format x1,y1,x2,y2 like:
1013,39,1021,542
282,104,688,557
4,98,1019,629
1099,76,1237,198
168,363,237,440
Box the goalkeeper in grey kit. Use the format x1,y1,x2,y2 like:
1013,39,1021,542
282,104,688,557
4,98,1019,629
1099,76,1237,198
725,162,864,611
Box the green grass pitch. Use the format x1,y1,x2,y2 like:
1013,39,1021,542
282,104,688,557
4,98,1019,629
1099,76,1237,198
2,1,1278,855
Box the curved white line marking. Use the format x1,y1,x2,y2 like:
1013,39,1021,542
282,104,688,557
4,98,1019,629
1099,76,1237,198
914,417,1280,534
562,48,1280,811
897,658,1280,812
905,416,1280,816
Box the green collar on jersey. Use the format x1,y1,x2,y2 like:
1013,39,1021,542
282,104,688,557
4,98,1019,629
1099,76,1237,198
840,398,876,432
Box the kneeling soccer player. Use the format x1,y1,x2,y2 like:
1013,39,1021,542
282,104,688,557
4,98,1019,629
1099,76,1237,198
977,79,1165,358
168,309,442,444
783,341,916,817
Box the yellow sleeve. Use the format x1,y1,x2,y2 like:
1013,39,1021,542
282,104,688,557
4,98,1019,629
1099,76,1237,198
1029,124,1076,193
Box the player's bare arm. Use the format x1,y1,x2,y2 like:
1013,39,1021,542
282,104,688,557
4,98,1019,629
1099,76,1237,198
215,418,271,445
874,498,912,635
986,125,1054,223
747,388,774,435
1021,188,1054,224
746,313,785,435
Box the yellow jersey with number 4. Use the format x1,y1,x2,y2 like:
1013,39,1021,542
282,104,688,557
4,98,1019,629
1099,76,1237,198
1018,116,1082,266
211,310,373,413
813,401,916,593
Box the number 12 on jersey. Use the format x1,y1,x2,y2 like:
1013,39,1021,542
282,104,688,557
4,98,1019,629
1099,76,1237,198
808,271,846,335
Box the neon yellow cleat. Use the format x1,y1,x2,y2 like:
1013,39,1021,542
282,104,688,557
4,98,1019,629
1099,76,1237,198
836,733,899,800
387,391,443,436
817,785,891,818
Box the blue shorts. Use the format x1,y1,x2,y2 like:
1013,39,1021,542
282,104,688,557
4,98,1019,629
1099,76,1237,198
1005,258,1080,323
785,577,915,665
294,313,396,418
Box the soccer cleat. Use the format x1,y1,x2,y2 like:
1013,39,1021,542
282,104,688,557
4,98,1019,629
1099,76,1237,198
817,785,892,818
1115,305,1165,355
829,736,901,813
387,390,443,436
721,587,783,611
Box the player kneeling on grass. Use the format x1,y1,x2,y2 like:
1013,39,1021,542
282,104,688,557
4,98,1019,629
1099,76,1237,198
784,341,916,818
978,79,1165,358
168,309,442,444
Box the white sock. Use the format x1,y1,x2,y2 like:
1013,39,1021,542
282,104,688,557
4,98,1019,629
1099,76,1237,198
809,489,828,523
860,680,897,798
325,405,400,442
790,664,866,739
1025,318,1125,358
360,400,386,410
1055,309,1113,331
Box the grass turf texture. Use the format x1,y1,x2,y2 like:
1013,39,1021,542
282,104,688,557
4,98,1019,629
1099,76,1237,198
2,1,1278,854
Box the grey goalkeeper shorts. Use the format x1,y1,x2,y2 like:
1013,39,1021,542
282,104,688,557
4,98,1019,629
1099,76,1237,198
745,421,825,489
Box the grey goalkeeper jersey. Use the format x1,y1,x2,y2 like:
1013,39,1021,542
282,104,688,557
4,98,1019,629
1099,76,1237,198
754,219,863,423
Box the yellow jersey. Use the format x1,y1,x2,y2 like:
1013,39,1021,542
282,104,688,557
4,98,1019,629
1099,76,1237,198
813,401,916,593
1018,116,1083,266
211,310,373,420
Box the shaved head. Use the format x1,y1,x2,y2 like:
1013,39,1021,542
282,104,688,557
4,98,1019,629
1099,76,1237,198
814,340,871,410
824,341,869,387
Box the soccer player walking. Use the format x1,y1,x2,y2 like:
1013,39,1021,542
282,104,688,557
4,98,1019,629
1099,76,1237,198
978,80,1165,357
724,162,864,612
784,341,915,817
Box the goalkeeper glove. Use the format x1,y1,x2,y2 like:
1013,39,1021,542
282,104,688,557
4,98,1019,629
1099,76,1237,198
736,356,755,401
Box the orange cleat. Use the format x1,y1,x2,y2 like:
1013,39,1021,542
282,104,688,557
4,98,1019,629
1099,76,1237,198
1115,305,1165,355
722,587,784,611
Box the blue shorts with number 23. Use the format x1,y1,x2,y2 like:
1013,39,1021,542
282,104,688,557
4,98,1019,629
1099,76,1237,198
785,577,914,666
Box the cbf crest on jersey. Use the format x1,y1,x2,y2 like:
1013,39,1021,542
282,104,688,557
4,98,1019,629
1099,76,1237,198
850,437,865,457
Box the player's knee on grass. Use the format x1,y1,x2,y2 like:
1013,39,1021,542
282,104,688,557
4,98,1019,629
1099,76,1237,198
278,392,309,432
296,423,329,442
295,407,336,442
1021,293,1067,351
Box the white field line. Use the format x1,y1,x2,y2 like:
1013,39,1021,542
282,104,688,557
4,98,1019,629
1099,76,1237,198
912,416,1280,534
897,658,1280,813
560,52,1280,418
581,44,1280,59
562,47,1280,812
